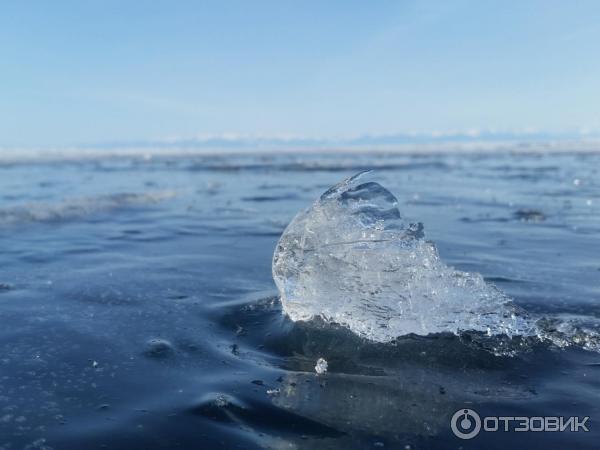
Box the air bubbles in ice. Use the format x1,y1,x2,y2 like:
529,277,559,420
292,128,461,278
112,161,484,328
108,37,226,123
272,172,600,354
273,172,532,343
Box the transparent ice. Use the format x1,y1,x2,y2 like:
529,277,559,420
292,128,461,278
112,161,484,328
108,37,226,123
314,358,328,375
273,172,536,343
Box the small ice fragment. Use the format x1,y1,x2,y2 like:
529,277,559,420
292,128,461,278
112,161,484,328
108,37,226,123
91,360,99,368
315,357,328,374
214,393,229,407
143,338,174,358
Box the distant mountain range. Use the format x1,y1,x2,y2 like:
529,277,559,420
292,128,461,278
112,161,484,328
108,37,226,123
87,130,600,150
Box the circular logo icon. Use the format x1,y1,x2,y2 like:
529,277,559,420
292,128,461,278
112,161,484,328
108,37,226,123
451,408,481,439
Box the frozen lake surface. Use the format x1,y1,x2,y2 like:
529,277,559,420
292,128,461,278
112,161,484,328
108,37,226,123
0,150,599,449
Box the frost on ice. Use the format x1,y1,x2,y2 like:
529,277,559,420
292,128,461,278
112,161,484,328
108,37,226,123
272,172,532,343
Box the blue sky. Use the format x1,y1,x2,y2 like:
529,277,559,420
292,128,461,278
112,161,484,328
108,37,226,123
1,0,600,147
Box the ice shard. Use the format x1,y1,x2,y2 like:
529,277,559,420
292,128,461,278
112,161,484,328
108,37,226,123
272,172,532,343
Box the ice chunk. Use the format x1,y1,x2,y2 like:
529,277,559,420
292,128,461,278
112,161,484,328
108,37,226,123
315,357,328,375
272,172,532,342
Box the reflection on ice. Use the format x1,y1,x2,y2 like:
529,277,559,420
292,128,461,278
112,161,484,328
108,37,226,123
268,325,536,443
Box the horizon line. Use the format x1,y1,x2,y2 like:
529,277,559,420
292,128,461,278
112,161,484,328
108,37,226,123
3,129,600,152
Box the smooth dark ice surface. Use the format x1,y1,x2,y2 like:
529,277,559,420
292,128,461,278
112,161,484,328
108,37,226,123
0,151,599,449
